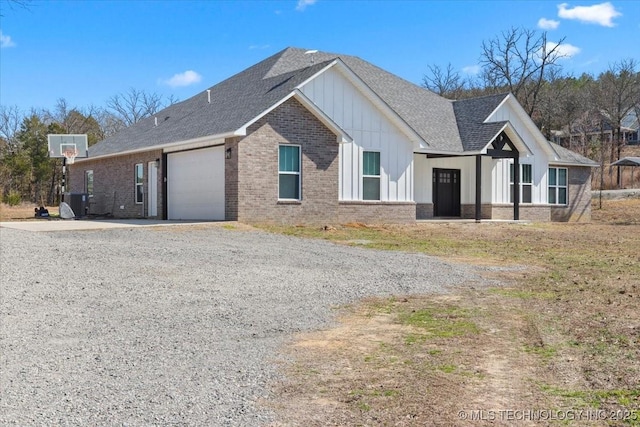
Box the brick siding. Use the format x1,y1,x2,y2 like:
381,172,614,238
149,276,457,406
460,204,493,220
550,166,592,222
229,97,341,225
492,205,551,221
416,203,434,220
338,202,416,224
68,151,163,218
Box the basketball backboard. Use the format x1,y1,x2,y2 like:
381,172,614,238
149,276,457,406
48,134,89,160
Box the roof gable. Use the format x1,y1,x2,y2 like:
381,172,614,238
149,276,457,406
89,47,468,159
453,94,510,151
90,47,593,165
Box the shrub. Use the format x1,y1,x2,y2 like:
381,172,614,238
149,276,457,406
5,191,21,206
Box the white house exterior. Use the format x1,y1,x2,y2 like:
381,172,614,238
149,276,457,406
70,47,596,223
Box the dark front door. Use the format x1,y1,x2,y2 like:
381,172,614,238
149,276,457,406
433,168,461,217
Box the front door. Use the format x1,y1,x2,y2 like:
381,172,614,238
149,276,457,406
148,161,158,217
433,168,461,217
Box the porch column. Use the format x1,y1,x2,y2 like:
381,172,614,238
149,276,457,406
513,156,520,221
475,154,482,222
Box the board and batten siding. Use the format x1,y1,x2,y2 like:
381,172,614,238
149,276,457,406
301,67,414,202
488,101,550,204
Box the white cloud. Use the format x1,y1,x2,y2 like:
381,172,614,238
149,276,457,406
538,17,560,30
0,31,16,48
160,70,202,87
462,65,481,75
296,0,317,11
557,2,621,27
546,41,581,58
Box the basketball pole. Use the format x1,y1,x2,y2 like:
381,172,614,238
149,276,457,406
61,157,66,203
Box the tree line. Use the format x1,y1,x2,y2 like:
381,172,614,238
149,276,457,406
423,27,640,188
1,27,639,206
0,89,176,205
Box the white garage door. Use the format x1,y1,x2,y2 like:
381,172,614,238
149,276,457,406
167,146,225,220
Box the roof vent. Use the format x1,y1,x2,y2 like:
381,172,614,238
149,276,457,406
305,49,318,65
154,117,158,127
207,89,211,104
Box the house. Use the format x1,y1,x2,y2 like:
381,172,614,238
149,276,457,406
552,108,640,149
70,47,597,224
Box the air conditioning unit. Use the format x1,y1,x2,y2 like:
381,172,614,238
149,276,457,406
64,193,89,218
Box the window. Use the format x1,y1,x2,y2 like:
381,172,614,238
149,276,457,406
84,170,94,196
135,163,144,204
363,151,380,200
279,145,300,200
548,167,568,205
510,163,532,203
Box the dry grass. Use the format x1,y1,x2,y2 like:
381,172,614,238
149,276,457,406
0,203,60,221
264,199,640,426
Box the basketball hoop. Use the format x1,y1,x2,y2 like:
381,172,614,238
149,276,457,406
63,148,78,164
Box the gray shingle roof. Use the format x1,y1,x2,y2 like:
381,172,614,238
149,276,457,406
90,51,334,157
548,141,599,166
90,47,468,158
88,47,593,165
453,94,509,151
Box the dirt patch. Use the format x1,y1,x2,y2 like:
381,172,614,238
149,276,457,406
264,199,640,426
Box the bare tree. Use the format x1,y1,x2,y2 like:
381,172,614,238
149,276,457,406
46,98,105,144
0,105,24,153
594,59,639,186
480,27,566,117
535,67,573,140
0,0,31,16
422,63,466,99
106,88,165,129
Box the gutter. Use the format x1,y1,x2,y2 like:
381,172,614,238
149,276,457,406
75,130,243,163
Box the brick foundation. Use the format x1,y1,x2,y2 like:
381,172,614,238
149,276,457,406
416,203,433,219
492,205,551,221
461,204,493,220
338,202,416,224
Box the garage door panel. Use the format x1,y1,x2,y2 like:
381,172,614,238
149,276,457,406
168,146,225,220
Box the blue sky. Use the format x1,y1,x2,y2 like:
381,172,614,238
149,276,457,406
1,0,638,114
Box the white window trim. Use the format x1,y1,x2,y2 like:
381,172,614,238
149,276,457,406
84,170,94,197
548,167,569,205
135,163,144,204
278,144,301,201
509,163,533,204
362,150,381,201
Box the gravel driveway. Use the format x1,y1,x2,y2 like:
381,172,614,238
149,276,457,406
1,224,487,426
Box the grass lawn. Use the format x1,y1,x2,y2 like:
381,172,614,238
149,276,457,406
262,198,640,426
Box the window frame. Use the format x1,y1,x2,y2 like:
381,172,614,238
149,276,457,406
278,144,301,201
135,163,144,204
509,163,533,204
84,170,94,197
362,150,381,201
548,167,568,205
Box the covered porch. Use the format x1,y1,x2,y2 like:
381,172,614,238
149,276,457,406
413,128,533,222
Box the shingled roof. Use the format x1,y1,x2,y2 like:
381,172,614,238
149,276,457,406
453,93,509,152
90,47,589,162
548,141,599,166
90,47,474,158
